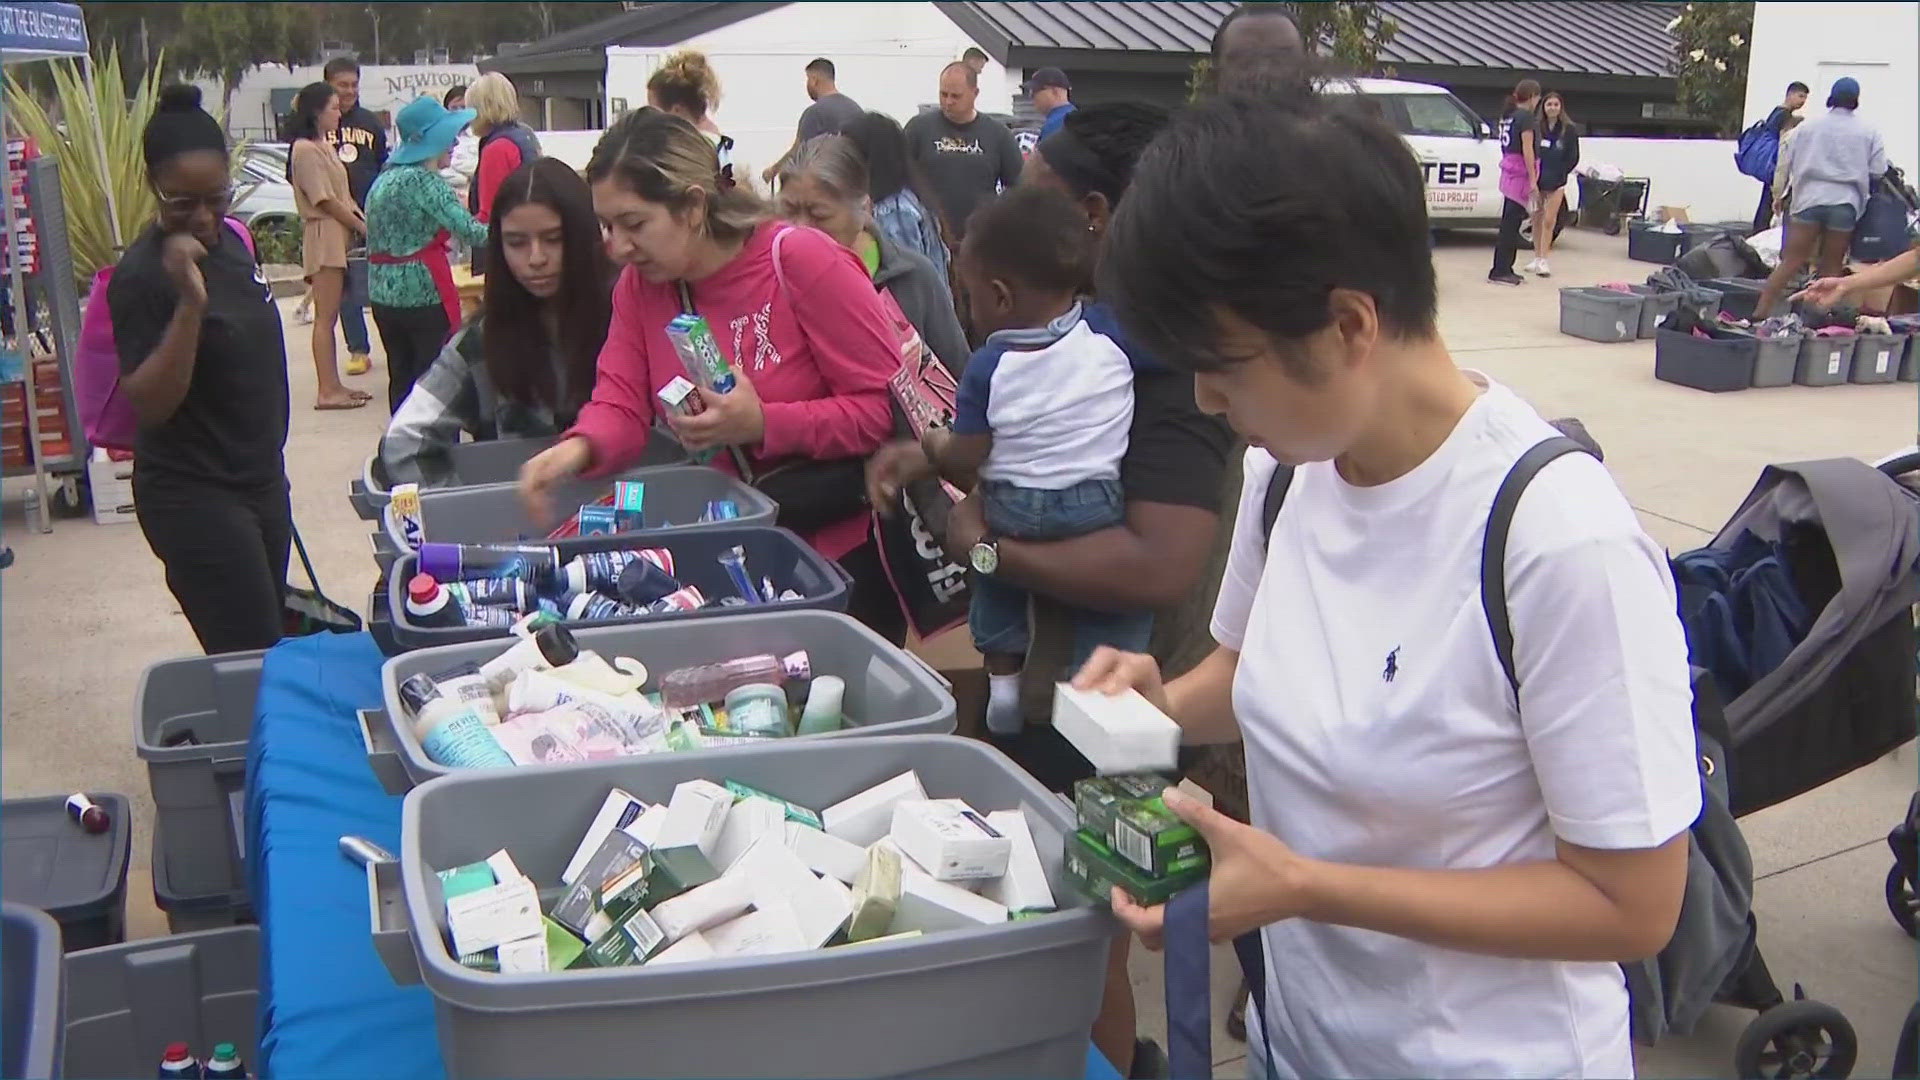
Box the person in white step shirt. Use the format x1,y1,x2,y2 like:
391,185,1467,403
1075,79,1702,1078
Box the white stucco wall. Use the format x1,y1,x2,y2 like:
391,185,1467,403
201,63,481,140
1743,2,1918,176
604,1,1005,180
1579,137,1753,222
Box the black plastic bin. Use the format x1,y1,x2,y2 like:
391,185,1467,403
1577,175,1648,234
1701,277,1768,321
2,903,62,1079
381,525,852,654
61,926,260,1080
1654,328,1758,392
1627,220,1683,264
0,794,131,951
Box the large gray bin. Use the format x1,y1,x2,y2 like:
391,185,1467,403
1558,287,1643,343
2,903,61,1080
375,465,776,575
1751,334,1800,388
372,735,1111,1079
61,926,260,1080
361,609,956,792
1625,286,1680,338
350,435,687,521
133,651,264,902
1795,335,1854,386
1848,333,1902,384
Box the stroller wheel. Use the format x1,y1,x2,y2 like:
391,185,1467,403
1890,863,1920,938
1735,999,1858,1079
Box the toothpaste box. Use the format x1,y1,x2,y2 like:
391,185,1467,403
1063,829,1206,908
562,788,649,885
894,865,1009,933
847,842,902,942
823,770,927,847
612,480,646,529
446,876,543,958
1074,775,1208,879
652,779,734,889
710,796,785,874
725,780,825,830
889,800,1011,882
666,314,735,393
1053,684,1181,776
583,906,669,968
658,375,704,416
650,874,755,944
981,810,1055,914
552,831,652,938
785,821,866,884
576,504,621,537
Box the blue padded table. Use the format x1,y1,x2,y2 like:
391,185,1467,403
242,631,1122,1080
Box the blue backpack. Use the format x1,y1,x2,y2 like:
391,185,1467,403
1734,119,1780,182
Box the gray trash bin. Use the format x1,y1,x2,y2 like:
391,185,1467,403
133,652,264,904
1795,335,1854,386
373,735,1111,1080
1849,332,1902,384
2,903,62,1080
352,435,688,522
61,926,260,1080
1558,287,1643,343
362,609,957,793
375,465,776,575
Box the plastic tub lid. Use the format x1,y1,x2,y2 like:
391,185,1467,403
0,794,132,922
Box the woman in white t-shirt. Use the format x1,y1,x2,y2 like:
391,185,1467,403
1079,83,1702,1078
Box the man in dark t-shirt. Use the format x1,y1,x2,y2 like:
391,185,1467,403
903,61,1022,240
763,57,863,187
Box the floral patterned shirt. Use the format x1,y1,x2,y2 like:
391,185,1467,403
365,164,489,308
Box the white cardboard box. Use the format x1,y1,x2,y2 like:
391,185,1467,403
650,874,754,943
1052,684,1180,775
785,821,866,884
653,779,734,887
710,797,785,874
562,788,648,885
730,835,851,948
981,810,1055,913
894,866,1008,933
705,905,810,958
649,930,716,966
445,877,543,957
823,771,927,846
889,800,1011,882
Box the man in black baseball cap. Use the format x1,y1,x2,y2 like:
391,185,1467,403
1028,67,1076,138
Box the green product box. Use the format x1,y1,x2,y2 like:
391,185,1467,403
724,779,825,830
582,907,669,968
1063,829,1206,908
1073,775,1209,878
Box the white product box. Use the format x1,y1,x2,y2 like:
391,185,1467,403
890,800,1011,882
484,849,524,884
1052,684,1181,775
649,930,716,966
561,788,648,885
650,874,754,943
980,810,1055,913
495,933,547,974
445,876,543,958
87,451,136,526
653,779,734,887
785,821,866,884
823,770,927,847
731,835,851,948
894,868,1009,934
621,803,669,849
705,904,810,958
710,797,785,874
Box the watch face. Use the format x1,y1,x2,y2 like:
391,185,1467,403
969,540,998,575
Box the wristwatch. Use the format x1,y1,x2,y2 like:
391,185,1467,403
969,535,1000,576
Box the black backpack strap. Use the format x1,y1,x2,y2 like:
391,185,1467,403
1259,463,1296,551
1482,436,1594,693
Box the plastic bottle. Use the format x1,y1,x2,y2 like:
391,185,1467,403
157,1042,202,1079
547,651,649,697
398,673,515,769
724,682,793,738
477,623,581,692
565,592,643,623
658,651,811,709
202,1043,245,1080
405,574,467,629
450,577,532,614
418,542,562,589
560,549,674,596
796,675,846,736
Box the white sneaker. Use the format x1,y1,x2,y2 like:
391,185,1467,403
1535,259,1552,278
1522,257,1543,275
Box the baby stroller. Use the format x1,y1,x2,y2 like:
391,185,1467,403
1637,456,1920,1079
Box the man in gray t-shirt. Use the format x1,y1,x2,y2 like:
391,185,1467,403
764,57,863,186
903,61,1022,240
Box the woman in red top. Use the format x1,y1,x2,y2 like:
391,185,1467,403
465,72,541,272
518,108,906,641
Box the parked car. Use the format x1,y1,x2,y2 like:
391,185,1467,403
1327,77,1508,230
231,145,298,235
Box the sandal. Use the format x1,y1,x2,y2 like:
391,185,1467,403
314,395,370,411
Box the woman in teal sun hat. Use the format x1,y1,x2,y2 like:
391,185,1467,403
366,95,491,412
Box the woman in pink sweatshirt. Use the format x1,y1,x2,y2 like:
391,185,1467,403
518,108,906,640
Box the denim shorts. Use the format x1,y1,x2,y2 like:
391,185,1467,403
1792,203,1859,231
970,477,1152,661
980,477,1125,541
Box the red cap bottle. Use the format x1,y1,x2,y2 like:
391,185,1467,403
158,1041,201,1078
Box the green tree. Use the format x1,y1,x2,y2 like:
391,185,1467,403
175,3,316,113
1670,1,1753,136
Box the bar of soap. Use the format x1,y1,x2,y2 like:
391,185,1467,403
650,874,754,943
823,770,927,847
1063,829,1206,907
980,810,1055,914
785,821,867,885
1074,775,1208,878
889,799,1011,882
1052,684,1180,775
847,842,902,941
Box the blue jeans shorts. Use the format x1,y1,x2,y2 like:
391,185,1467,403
970,478,1155,663
1792,203,1859,231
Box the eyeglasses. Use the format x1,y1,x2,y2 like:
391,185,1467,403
157,187,234,215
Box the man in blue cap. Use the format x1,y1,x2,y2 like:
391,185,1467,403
1755,74,1887,317
1028,67,1076,139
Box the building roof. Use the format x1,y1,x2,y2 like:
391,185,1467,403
936,1,1678,80
482,2,784,76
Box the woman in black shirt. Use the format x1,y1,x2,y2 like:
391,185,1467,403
110,86,292,654
1528,91,1580,277
1489,78,1541,285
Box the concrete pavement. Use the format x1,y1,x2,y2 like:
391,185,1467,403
2,224,1913,1076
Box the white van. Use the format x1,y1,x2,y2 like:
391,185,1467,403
1325,77,1507,229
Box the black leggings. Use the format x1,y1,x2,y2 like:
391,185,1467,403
371,303,450,414
836,537,908,647
136,475,292,654
1491,196,1528,276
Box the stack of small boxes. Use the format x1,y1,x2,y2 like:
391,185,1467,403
1064,775,1210,906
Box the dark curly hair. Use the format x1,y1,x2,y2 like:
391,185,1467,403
1035,102,1171,207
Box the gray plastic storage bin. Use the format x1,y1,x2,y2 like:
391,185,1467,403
351,435,688,521
375,465,776,575
150,825,254,934
382,525,851,655
1900,334,1919,382
1653,329,1756,392
133,651,264,901
363,609,956,792
1700,277,1767,321
1,795,131,951
374,735,1111,1080
3,903,62,1079
1751,334,1801,388
1795,335,1854,386
1558,287,1643,343
1848,333,1902,384
61,926,260,1080
1625,286,1681,338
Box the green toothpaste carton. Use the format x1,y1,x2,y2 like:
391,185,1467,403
1063,829,1206,908
1074,775,1209,878
724,779,825,830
